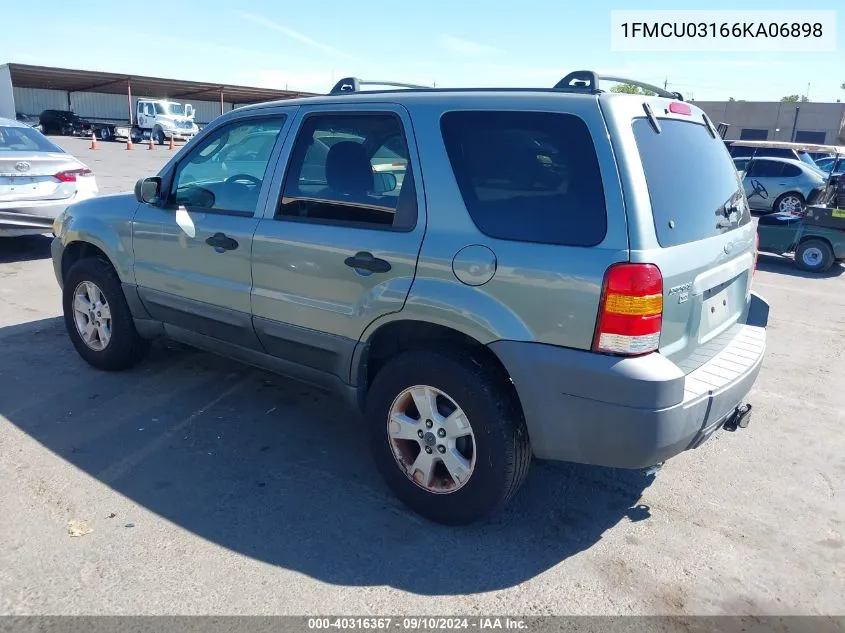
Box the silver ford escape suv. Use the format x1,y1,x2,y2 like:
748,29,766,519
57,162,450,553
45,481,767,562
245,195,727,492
51,71,769,525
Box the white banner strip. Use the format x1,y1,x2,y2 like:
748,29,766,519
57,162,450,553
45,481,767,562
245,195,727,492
610,10,837,52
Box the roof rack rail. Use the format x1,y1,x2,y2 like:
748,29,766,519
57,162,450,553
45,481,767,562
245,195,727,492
552,71,684,101
329,77,430,95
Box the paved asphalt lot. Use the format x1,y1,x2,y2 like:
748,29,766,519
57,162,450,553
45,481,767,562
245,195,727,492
0,136,844,616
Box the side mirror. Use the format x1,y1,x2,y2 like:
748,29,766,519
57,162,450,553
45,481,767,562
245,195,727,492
134,177,162,204
372,171,397,194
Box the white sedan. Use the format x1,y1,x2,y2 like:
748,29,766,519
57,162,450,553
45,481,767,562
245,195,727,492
0,117,98,237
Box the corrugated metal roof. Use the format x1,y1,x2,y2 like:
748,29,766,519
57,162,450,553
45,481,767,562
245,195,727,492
3,63,316,105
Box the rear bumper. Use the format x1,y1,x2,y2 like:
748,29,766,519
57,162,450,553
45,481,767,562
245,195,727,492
490,292,770,469
0,189,96,236
0,202,67,236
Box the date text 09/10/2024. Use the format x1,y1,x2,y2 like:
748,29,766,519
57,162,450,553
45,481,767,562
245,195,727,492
307,618,528,630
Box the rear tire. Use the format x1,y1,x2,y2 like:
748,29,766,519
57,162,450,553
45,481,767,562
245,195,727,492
99,127,111,141
774,192,804,215
366,349,531,525
795,239,834,273
62,257,150,371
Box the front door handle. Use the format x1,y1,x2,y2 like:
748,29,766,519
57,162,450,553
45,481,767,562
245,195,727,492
205,232,238,251
344,251,392,273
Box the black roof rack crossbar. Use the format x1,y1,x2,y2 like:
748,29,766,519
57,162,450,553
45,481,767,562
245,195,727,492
329,77,430,95
553,71,684,101
553,71,601,93
327,71,684,100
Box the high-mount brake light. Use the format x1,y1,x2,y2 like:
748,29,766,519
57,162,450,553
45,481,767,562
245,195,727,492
668,102,691,116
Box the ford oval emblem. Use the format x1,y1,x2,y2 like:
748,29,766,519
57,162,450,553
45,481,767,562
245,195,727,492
14,161,31,172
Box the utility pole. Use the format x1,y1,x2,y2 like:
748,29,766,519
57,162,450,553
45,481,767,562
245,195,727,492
805,82,811,101
790,106,801,141
664,77,668,91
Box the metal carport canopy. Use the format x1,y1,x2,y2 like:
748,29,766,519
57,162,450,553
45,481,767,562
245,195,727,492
6,63,316,104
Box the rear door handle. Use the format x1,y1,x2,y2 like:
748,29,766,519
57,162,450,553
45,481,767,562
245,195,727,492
344,251,392,273
205,232,239,251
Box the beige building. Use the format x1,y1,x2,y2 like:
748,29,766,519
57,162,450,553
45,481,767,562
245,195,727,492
693,100,845,145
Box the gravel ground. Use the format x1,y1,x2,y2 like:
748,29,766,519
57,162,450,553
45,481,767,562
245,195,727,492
0,136,843,616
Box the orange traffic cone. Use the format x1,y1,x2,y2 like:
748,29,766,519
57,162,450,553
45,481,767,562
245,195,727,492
148,134,154,150
126,135,133,150
89,131,98,150
168,135,175,151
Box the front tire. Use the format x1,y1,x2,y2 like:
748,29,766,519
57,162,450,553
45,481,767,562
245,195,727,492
99,127,111,141
795,239,834,273
154,127,166,145
366,349,531,525
62,257,150,370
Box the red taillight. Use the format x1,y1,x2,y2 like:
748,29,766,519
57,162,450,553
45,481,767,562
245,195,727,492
668,102,691,116
593,263,663,356
54,168,92,183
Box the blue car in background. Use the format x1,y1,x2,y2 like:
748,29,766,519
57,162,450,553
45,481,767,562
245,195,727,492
815,156,844,177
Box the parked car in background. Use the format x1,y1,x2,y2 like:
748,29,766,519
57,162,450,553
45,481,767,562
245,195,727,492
726,140,826,176
49,71,768,525
15,113,41,130
39,110,93,136
0,117,98,237
739,157,826,214
815,156,845,177
807,151,833,162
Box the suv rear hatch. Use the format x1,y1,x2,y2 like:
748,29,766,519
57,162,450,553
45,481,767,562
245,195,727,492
602,96,756,372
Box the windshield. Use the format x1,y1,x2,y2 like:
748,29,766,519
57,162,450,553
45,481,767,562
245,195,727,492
153,102,185,116
797,151,824,172
0,126,64,153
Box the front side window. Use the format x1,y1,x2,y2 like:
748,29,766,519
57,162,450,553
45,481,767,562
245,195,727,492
440,110,607,246
169,117,286,215
279,113,415,229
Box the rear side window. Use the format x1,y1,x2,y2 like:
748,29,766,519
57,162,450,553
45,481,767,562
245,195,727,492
440,111,607,247
748,160,784,178
782,163,803,177
634,119,749,248
0,126,63,153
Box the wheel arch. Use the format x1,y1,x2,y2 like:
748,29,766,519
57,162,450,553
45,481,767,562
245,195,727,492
797,234,833,251
61,239,121,284
351,318,526,423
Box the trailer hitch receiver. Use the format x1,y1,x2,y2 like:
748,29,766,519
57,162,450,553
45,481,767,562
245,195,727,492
723,404,752,432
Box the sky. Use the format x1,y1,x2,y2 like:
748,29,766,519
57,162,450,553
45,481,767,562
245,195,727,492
2,0,843,102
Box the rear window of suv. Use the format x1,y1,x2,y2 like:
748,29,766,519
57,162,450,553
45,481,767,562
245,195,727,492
634,118,749,248
440,111,607,247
